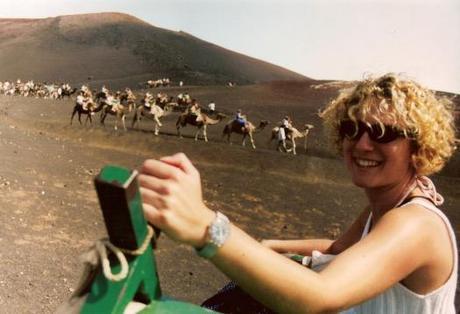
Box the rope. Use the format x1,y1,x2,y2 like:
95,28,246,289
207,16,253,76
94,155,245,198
96,225,155,282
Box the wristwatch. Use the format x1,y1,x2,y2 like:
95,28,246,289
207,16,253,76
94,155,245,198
196,211,231,259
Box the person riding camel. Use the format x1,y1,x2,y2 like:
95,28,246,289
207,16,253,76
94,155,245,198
106,92,121,113
182,92,191,105
61,82,70,93
143,92,155,110
125,88,136,103
235,109,248,132
208,101,216,113
76,91,91,111
278,116,293,151
187,99,202,122
156,92,167,107
81,84,91,98
101,85,109,98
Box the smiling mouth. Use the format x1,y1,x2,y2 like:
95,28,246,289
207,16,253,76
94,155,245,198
354,158,382,168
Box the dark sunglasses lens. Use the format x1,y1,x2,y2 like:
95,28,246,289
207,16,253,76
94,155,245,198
369,126,401,143
339,121,359,139
340,121,404,143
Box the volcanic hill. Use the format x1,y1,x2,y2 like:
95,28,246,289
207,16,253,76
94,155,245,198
0,12,308,88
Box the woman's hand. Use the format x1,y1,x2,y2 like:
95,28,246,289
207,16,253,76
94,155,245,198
138,153,215,248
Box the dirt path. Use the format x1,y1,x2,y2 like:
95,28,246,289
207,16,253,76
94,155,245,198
0,94,458,312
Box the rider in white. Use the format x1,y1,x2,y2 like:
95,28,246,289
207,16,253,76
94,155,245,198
208,101,216,113
101,85,109,98
278,116,293,151
144,92,154,109
125,88,136,103
106,92,121,112
81,84,89,94
76,91,90,111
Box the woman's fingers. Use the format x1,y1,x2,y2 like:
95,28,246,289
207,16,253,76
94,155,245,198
140,188,170,226
142,202,157,218
140,185,179,215
160,153,198,177
138,173,167,193
140,186,162,206
142,202,161,225
140,158,183,180
140,171,183,194
138,154,210,245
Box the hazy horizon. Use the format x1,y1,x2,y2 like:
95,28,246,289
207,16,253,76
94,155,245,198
1,0,459,94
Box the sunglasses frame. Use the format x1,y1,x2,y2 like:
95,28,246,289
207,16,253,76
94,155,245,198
339,120,411,144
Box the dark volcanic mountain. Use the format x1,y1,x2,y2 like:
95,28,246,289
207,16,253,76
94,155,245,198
0,12,308,87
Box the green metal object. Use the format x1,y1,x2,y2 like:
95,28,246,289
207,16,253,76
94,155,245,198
80,165,215,314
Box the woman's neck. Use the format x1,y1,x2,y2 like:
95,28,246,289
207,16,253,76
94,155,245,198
365,175,416,222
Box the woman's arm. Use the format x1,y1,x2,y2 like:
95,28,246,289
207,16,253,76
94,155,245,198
208,206,435,313
261,238,334,255
138,154,435,313
261,208,370,256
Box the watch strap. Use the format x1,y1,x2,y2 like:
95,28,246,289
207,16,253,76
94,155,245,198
196,242,218,259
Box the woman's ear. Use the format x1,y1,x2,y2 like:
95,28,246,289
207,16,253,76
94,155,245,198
410,153,420,174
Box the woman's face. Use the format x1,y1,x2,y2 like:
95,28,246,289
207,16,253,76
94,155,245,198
342,116,414,190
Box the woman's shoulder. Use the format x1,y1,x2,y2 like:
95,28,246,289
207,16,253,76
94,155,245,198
379,201,453,247
384,201,444,226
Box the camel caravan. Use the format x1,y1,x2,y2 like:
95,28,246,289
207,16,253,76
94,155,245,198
146,78,171,88
0,79,78,99
1,77,315,155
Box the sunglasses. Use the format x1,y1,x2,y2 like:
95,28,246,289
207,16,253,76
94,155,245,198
339,120,411,144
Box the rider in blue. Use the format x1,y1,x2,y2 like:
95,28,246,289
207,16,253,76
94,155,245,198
235,109,248,132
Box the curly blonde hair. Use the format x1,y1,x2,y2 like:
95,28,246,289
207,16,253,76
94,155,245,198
320,73,457,176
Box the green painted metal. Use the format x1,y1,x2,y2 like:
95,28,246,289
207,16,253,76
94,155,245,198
139,297,216,313
80,165,215,314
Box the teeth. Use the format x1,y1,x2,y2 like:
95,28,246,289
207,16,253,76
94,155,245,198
355,159,380,167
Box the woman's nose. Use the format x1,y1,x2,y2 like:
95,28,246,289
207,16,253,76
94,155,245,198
354,131,374,150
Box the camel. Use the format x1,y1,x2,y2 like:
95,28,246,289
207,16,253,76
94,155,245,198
94,91,107,103
131,103,174,135
222,119,270,149
176,112,226,142
146,79,170,88
70,100,103,125
58,87,77,100
269,124,314,155
119,92,135,105
176,97,192,111
155,93,169,107
99,101,134,131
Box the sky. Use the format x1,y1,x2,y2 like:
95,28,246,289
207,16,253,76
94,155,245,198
1,0,459,93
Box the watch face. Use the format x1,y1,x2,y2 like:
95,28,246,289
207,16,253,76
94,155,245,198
209,213,230,247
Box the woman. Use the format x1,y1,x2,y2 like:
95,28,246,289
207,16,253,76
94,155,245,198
138,73,457,313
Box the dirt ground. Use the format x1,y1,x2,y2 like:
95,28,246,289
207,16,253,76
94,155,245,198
0,85,458,313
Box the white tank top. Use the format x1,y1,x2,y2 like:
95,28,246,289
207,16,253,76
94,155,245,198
342,197,458,314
